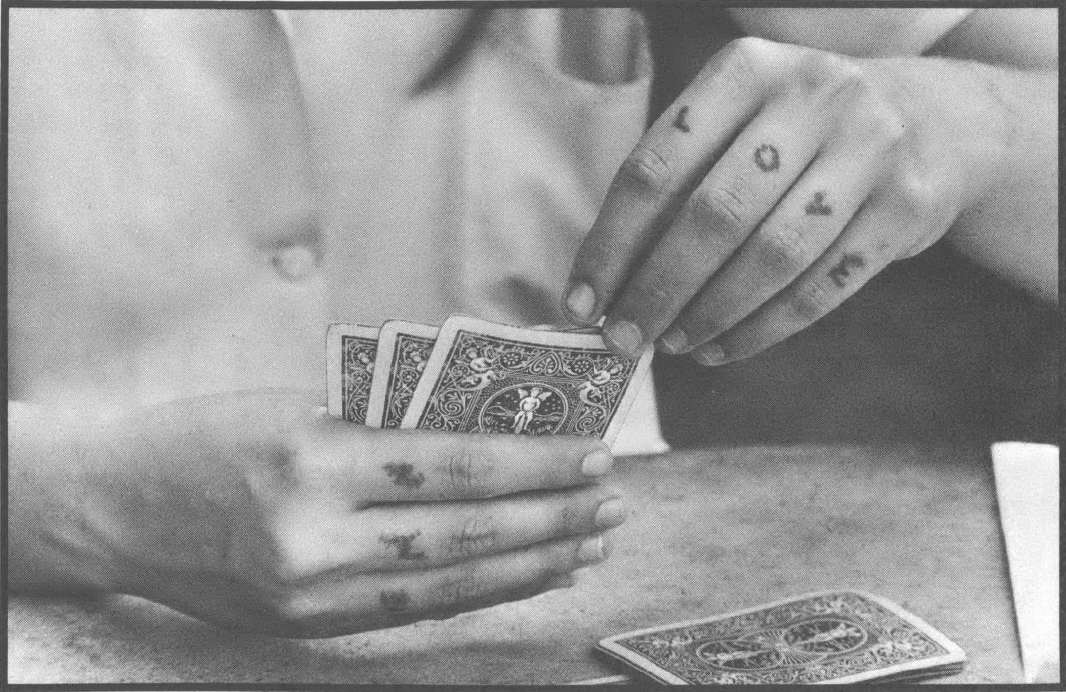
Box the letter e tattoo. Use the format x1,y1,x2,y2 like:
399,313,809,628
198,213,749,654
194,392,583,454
827,253,866,287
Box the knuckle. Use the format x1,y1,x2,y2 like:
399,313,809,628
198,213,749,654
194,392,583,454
894,170,943,216
617,146,672,195
853,94,906,146
625,275,678,317
865,103,906,145
438,563,486,607
447,506,499,558
789,280,837,323
715,37,776,93
801,51,862,95
443,444,497,498
686,183,751,241
260,509,326,587
269,591,323,637
727,36,774,70
267,541,316,588
755,223,809,278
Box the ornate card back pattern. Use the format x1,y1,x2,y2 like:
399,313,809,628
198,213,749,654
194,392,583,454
381,333,437,429
411,330,641,438
341,334,378,424
600,591,964,684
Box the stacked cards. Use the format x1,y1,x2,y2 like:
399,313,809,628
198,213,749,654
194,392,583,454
326,316,653,444
597,591,966,684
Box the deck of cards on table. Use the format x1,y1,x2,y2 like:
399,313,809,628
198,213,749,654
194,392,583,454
597,591,965,684
326,316,653,445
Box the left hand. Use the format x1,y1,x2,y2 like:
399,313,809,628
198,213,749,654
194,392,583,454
562,37,1009,364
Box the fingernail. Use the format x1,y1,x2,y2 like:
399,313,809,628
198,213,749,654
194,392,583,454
692,342,726,366
544,573,575,591
656,326,689,355
581,448,613,478
594,497,626,529
564,282,596,322
603,319,643,357
577,535,607,565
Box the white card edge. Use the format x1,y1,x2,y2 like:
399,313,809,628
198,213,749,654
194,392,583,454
601,346,654,447
365,321,439,429
399,316,472,429
594,644,689,685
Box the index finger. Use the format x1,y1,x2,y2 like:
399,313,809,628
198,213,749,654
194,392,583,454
562,38,782,326
312,420,614,503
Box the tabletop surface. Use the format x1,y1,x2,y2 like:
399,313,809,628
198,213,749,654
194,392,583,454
8,443,1021,684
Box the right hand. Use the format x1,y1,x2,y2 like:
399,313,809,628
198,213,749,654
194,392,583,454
23,389,625,638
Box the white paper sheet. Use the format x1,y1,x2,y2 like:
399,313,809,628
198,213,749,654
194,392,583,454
991,442,1059,683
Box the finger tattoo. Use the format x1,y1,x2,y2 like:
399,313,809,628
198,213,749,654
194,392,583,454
380,531,427,560
380,589,410,613
383,461,425,489
805,191,832,216
753,144,780,172
672,106,691,133
827,253,866,287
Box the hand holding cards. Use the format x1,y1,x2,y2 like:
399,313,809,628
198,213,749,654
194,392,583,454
327,316,653,446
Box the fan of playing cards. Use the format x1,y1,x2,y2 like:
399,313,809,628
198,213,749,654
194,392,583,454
326,316,653,444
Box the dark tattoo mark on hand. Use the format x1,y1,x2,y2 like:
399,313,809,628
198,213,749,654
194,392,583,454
672,106,690,133
827,253,866,287
380,531,427,560
383,462,425,489
754,144,780,172
805,191,832,216
380,589,410,613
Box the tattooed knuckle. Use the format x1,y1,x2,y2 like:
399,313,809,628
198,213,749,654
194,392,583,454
379,588,413,619
553,502,579,536
618,146,671,195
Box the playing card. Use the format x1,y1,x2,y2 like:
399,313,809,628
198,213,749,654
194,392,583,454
365,320,439,429
326,323,379,425
597,591,966,684
400,316,652,445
